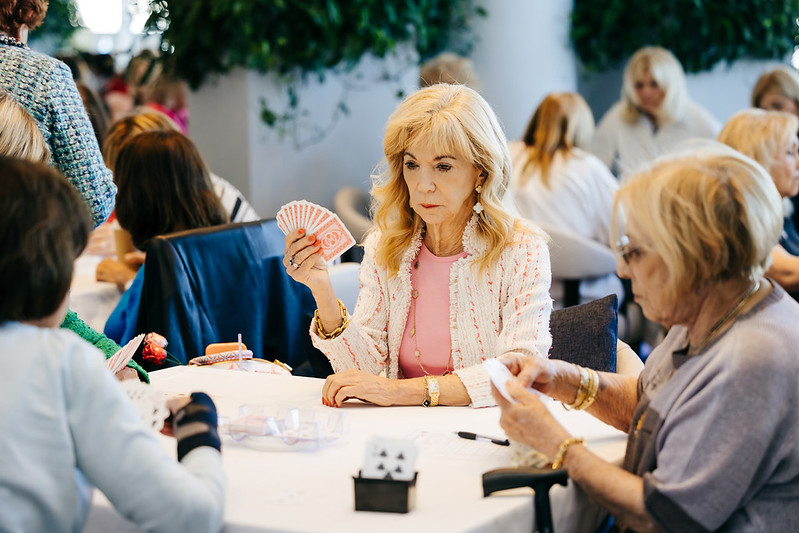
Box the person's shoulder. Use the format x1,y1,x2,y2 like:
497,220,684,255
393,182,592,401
684,100,720,129
506,220,549,251
597,101,625,123
1,322,102,364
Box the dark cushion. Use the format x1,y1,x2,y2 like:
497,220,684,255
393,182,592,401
549,294,617,372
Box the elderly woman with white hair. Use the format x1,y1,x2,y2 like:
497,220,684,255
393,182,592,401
494,144,799,531
592,46,720,180
719,108,799,296
284,84,552,408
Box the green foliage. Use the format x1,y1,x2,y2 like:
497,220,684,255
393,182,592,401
571,0,799,73
147,0,485,89
146,0,485,135
29,0,80,48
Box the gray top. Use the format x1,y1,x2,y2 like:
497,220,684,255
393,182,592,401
623,283,799,532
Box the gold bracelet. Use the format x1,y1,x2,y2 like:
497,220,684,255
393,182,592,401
563,366,599,411
551,437,586,470
580,368,599,411
314,299,350,340
563,365,588,410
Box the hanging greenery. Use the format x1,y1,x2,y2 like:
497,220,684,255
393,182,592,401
29,0,81,48
146,0,486,133
571,0,799,73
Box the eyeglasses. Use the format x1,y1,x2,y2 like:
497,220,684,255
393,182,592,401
616,235,645,265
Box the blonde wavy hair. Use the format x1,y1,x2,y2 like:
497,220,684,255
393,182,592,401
102,107,179,172
0,90,49,164
717,108,799,173
372,83,518,276
751,65,799,112
621,46,688,125
517,92,594,187
612,142,782,301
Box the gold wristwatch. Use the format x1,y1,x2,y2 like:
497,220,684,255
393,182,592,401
423,376,440,407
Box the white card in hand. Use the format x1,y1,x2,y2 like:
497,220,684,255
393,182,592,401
362,437,417,481
483,358,518,403
107,333,145,374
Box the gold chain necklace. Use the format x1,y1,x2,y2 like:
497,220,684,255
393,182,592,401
687,280,760,356
410,257,453,376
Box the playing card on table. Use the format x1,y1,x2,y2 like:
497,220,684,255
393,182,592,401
276,200,355,262
362,436,418,481
107,333,145,374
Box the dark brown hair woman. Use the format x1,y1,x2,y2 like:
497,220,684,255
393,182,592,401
100,130,227,344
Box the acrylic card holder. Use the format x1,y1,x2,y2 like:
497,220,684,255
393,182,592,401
218,405,345,451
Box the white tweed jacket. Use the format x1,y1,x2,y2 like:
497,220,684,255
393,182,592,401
311,215,553,408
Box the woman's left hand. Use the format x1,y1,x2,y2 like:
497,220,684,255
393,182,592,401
322,369,399,407
494,380,570,458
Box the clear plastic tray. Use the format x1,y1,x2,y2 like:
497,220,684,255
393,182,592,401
219,405,345,451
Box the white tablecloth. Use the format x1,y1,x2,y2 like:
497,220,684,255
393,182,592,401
86,366,627,533
69,253,121,332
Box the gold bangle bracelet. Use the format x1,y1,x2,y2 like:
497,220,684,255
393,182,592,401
563,365,588,410
314,299,350,340
551,437,586,470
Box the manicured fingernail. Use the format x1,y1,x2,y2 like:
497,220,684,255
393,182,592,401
298,228,305,235
308,234,316,242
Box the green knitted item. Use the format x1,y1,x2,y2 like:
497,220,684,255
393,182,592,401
61,309,149,383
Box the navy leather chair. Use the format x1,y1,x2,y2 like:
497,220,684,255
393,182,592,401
134,219,333,377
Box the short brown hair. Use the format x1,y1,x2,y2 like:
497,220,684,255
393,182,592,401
114,130,227,250
0,157,90,321
751,65,799,111
102,107,179,172
0,0,48,37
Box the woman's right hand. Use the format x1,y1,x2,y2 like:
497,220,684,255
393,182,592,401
283,228,329,293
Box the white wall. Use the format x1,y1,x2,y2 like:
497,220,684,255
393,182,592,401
187,0,578,219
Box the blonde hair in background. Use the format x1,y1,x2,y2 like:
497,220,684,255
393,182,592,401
102,107,180,172
717,108,799,171
0,90,50,164
419,52,481,90
751,65,799,110
621,46,688,125
518,92,595,187
612,142,782,302
372,83,519,276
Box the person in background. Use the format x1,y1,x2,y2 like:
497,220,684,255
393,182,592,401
0,156,225,533
0,88,145,381
419,51,481,90
718,108,799,298
0,0,115,227
75,81,111,148
592,46,720,180
751,65,799,230
141,63,190,134
102,108,259,224
284,84,552,408
508,92,621,307
101,130,228,345
103,49,156,122
751,65,799,115
495,143,799,532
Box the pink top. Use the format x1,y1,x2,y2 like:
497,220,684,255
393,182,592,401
398,242,468,378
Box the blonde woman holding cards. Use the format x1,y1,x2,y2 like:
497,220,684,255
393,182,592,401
284,83,553,408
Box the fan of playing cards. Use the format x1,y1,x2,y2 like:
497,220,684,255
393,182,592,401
276,200,355,263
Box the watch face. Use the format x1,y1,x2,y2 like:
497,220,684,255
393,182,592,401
428,378,440,394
